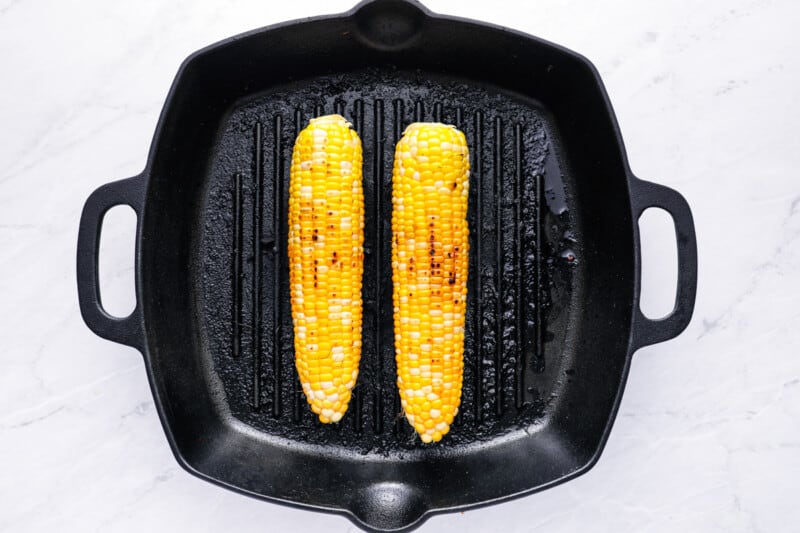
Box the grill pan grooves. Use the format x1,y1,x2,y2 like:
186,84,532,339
77,1,698,530
204,82,562,449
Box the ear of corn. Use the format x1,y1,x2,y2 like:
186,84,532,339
288,114,364,423
391,122,470,443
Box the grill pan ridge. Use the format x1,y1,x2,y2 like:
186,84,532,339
77,1,698,530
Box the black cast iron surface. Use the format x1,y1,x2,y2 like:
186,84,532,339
77,0,698,530
202,72,574,451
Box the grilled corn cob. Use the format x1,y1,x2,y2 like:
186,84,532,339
288,114,364,423
391,122,470,443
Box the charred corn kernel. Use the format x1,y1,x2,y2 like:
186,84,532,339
289,114,364,424
391,122,470,443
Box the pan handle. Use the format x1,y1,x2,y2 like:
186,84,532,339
629,176,698,351
77,174,146,351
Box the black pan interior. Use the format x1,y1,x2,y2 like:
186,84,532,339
200,70,577,450
138,2,635,528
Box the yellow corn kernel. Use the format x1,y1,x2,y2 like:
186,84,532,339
288,114,364,423
391,122,470,443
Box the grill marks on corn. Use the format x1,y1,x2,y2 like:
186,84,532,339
288,115,365,423
392,122,470,443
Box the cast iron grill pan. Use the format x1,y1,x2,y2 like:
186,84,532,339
77,1,698,530
201,72,575,450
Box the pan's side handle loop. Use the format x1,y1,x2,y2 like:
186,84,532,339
77,174,146,352
629,176,698,351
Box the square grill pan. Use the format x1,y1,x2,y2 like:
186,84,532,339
77,0,698,530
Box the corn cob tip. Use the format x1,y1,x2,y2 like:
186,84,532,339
308,113,353,129
402,121,454,132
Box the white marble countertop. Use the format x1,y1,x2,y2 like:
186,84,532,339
2,0,798,531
